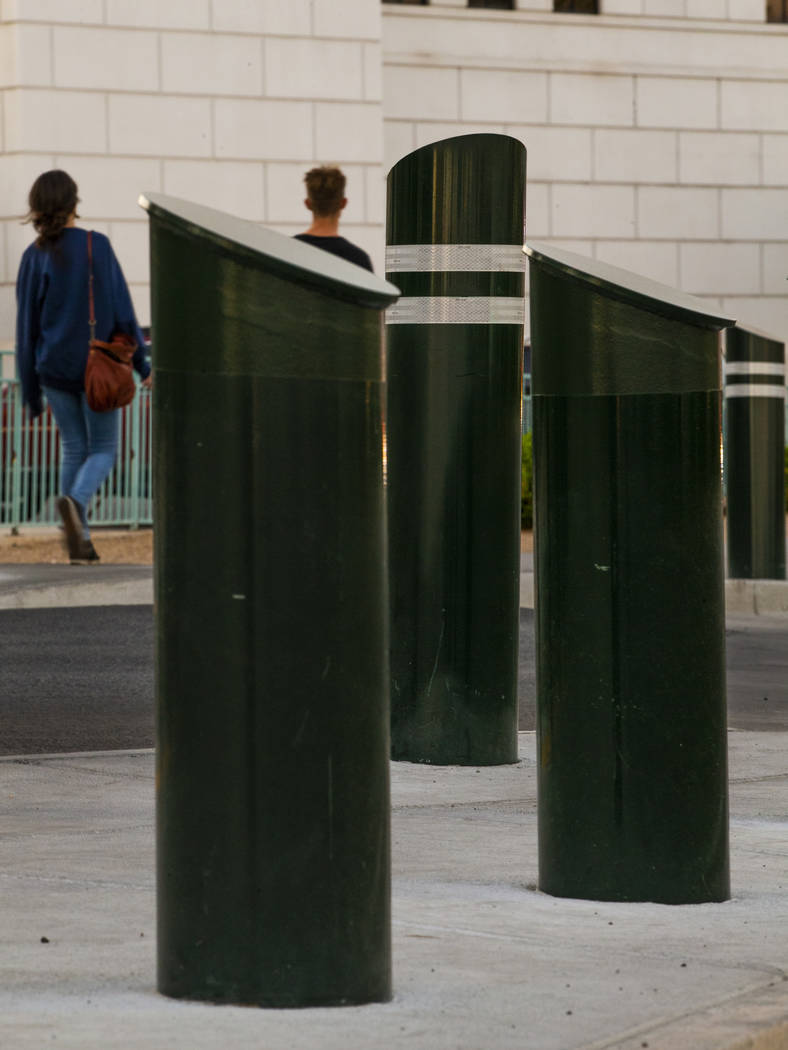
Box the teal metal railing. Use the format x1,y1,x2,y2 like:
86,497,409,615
522,370,532,434
1,361,152,531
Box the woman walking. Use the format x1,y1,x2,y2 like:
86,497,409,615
15,170,152,564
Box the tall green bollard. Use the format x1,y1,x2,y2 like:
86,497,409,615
139,193,399,1007
526,241,735,904
725,325,786,580
385,134,526,766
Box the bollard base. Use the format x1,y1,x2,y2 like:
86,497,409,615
157,976,393,1010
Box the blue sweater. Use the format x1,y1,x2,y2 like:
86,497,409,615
15,227,151,417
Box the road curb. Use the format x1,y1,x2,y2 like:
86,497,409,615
0,578,153,610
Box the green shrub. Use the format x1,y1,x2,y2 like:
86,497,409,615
521,431,533,530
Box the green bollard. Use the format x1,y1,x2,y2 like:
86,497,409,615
724,325,786,580
526,241,735,904
385,133,526,766
139,193,399,1007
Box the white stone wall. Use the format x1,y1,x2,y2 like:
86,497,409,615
0,0,385,340
383,5,788,345
2,1,786,350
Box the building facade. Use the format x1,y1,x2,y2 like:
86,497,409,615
1,0,786,345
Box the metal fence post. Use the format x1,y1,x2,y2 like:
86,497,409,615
141,193,399,1007
526,241,734,904
724,326,786,580
385,133,526,766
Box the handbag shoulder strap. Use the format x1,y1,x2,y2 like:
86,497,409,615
87,230,96,342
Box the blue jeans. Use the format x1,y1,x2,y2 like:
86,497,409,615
43,387,119,539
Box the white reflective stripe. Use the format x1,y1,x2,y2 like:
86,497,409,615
725,361,785,377
724,385,787,399
385,296,525,325
385,244,526,273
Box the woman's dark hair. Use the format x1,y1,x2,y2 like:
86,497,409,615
25,170,79,249
304,166,346,217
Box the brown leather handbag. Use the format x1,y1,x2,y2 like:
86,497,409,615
84,231,137,413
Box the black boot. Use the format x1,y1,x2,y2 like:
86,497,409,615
56,496,86,562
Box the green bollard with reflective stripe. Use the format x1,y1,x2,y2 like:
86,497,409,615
140,193,399,1007
725,326,786,581
526,241,734,904
386,134,526,766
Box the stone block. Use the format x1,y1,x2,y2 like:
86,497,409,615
313,0,382,41
644,0,685,13
53,26,157,92
638,186,719,239
5,218,35,274
127,282,150,327
364,43,383,102
679,131,760,185
763,135,788,187
526,182,550,239
2,0,103,22
0,153,52,219
213,98,313,161
727,0,764,19
4,88,106,153
722,80,788,133
210,0,311,36
636,76,717,129
552,183,636,238
413,122,506,152
54,156,162,219
366,165,386,226
506,126,592,183
0,29,11,91
0,23,51,89
762,244,788,295
722,189,788,240
686,0,727,16
680,241,760,295
107,220,149,285
552,73,635,128
383,65,458,122
162,33,263,97
594,240,679,287
602,0,644,11
594,128,678,183
460,69,548,125
722,296,788,345
315,102,383,164
265,38,364,101
162,160,264,221
384,120,416,171
109,95,211,157
106,0,211,29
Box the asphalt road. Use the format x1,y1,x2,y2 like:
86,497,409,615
0,606,785,755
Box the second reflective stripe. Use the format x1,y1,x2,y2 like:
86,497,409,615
386,296,525,325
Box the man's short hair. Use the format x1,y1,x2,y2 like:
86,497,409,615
304,166,346,217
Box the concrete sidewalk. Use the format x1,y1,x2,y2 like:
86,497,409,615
1,734,787,1050
2,556,787,1048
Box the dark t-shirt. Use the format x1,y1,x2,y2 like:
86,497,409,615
294,234,374,273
